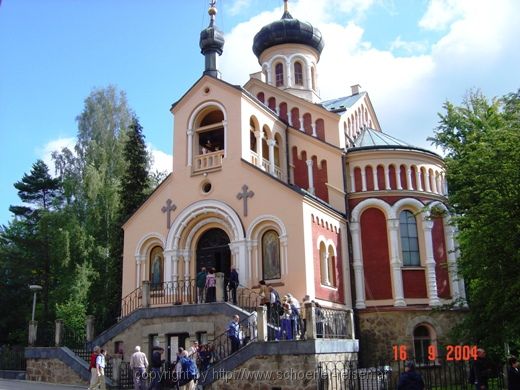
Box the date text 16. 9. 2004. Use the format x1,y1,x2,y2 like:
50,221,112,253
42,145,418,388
392,345,478,361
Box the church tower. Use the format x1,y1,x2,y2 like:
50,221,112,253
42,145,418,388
199,0,225,78
253,0,324,102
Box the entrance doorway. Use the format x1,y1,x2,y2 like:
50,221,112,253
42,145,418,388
196,228,231,275
166,332,190,364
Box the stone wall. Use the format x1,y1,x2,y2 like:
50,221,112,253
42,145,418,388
358,308,467,364
26,358,88,386
207,352,355,390
100,312,231,361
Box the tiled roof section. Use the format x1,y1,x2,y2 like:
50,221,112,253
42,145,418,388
320,92,365,112
353,128,413,148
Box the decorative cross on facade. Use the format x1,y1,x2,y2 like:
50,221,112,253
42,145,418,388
236,185,254,217
161,198,176,229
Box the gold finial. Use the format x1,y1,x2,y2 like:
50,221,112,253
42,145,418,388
209,0,217,22
284,0,289,13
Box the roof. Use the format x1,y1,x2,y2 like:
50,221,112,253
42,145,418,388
354,127,412,148
252,11,324,59
349,127,441,158
320,93,366,113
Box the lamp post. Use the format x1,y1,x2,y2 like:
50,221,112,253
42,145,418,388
29,284,42,322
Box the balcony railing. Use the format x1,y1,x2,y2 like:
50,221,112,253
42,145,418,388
193,150,224,173
249,150,285,181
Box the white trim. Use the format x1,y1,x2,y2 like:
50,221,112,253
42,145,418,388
134,232,166,258
166,199,244,252
350,198,392,222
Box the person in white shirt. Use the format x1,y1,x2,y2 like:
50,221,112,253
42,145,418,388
130,346,148,390
95,349,107,390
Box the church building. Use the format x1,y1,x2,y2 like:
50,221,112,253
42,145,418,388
117,0,467,366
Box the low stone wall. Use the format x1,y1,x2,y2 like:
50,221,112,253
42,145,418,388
26,358,87,386
357,307,467,364
202,339,358,389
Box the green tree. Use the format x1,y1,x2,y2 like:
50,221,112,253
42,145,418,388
8,160,63,325
53,85,134,328
430,90,520,354
120,116,151,221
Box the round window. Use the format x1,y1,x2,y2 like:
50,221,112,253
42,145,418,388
202,181,212,194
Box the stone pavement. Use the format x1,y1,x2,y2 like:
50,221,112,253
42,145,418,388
0,379,85,389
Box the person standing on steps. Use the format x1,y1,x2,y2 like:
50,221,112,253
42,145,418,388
87,345,100,390
205,268,216,303
196,267,207,303
227,314,241,353
228,267,239,305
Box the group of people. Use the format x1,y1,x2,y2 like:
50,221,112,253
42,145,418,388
258,280,315,340
196,266,240,305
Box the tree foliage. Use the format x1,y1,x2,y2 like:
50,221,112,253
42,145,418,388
0,85,156,343
429,90,520,354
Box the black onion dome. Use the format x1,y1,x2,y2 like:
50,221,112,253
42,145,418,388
252,10,324,59
199,20,225,55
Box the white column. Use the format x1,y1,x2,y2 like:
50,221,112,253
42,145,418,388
230,239,249,284
387,219,406,306
267,139,276,175
406,167,413,190
350,222,366,309
416,168,423,191
299,116,304,132
171,249,180,281
285,61,292,88
311,123,317,137
287,107,293,127
164,250,174,283
350,167,356,192
384,166,391,190
306,159,315,195
280,235,288,276
254,130,264,169
247,241,255,285
423,220,441,306
182,249,190,281
361,168,367,192
425,172,432,192
265,64,271,84
373,167,379,191
186,129,194,167
222,120,228,158
136,255,145,289
396,166,403,190
436,174,442,195
444,225,461,302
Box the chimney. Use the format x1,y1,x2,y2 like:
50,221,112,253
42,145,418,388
351,84,361,95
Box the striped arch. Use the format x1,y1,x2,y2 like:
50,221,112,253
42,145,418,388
134,232,166,259
391,198,427,220
350,198,392,223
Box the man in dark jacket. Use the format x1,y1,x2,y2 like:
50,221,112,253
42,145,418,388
397,361,425,390
471,348,493,390
228,268,239,305
149,346,164,390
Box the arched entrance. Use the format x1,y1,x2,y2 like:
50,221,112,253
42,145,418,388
196,228,231,274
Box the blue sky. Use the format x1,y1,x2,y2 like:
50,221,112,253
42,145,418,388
1,0,519,226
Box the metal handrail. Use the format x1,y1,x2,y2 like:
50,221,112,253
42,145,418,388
200,313,257,374
120,286,142,319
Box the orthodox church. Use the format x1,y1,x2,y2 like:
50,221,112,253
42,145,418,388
119,0,467,366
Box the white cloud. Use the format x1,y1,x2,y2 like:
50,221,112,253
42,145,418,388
228,0,252,16
148,144,172,174
37,137,76,176
221,0,520,150
419,0,464,31
389,36,428,54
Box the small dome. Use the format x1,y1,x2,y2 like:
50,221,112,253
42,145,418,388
199,21,225,55
252,10,324,59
